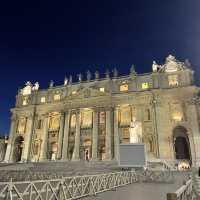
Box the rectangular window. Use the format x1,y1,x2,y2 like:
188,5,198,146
54,94,60,101
168,75,179,86
99,87,105,92
41,97,46,103
120,84,129,92
142,82,149,89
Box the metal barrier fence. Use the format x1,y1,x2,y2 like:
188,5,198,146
0,171,138,200
167,179,198,200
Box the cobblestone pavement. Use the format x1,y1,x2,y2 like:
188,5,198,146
84,173,186,200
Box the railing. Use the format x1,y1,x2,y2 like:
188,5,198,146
0,171,138,200
167,179,197,200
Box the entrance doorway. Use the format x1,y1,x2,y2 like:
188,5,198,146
13,136,24,162
173,126,191,161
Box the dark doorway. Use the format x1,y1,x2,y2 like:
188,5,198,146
174,137,190,159
13,136,24,162
173,126,191,161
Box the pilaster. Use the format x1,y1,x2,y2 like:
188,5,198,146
21,113,34,161
57,111,65,159
61,110,71,160
72,110,81,161
4,113,17,162
92,108,99,160
114,106,120,161
105,107,113,160
39,114,49,161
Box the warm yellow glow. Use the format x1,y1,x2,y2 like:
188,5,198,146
172,112,183,121
99,87,105,92
168,75,179,86
17,117,27,134
48,113,60,130
40,97,46,103
72,90,77,95
142,82,149,89
120,84,129,92
54,94,60,101
22,97,28,106
81,110,92,128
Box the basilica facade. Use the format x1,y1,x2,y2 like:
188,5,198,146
4,55,200,166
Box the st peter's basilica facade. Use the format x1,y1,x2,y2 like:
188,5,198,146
4,55,200,166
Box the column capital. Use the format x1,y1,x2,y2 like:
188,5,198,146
11,113,17,122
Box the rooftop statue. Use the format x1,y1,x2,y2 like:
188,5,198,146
95,71,99,79
49,80,54,88
105,69,110,79
113,67,118,77
69,75,72,84
130,64,137,75
32,82,39,91
64,77,68,86
166,54,176,62
152,61,160,72
86,70,92,81
21,81,32,96
78,73,82,82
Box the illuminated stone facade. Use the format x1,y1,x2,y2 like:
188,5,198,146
4,55,200,166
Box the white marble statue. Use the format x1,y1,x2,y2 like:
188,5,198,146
32,82,39,91
152,61,159,72
129,117,143,143
21,81,32,96
64,77,68,86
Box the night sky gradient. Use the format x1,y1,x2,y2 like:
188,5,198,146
0,0,200,135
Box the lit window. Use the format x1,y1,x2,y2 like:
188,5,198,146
168,75,178,86
172,112,183,122
99,87,105,92
142,82,149,89
72,91,77,95
22,97,28,106
120,84,129,92
41,97,46,103
54,94,60,101
22,99,27,106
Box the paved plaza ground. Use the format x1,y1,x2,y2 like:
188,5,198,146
84,173,186,200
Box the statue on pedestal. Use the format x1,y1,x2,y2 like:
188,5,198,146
129,117,143,143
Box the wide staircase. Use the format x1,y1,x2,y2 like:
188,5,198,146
0,161,120,182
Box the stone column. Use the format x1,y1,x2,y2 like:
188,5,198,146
92,108,99,160
114,106,120,161
105,107,113,160
4,114,17,162
62,110,71,160
21,114,34,161
72,110,81,161
187,100,200,166
57,112,65,159
39,114,49,161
